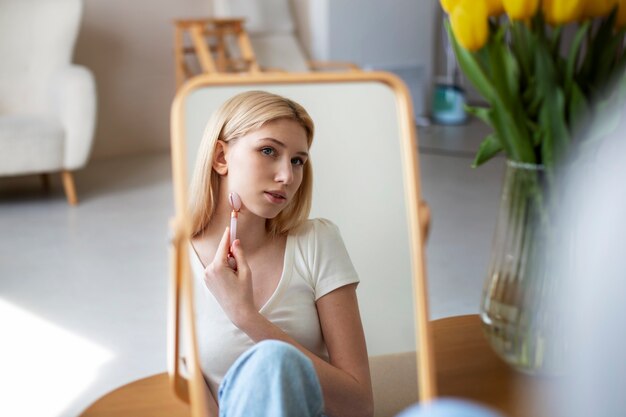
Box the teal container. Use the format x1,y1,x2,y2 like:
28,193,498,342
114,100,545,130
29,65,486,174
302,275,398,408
432,83,467,125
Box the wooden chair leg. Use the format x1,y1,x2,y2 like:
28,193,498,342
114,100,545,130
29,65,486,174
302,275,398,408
61,170,78,205
174,26,186,90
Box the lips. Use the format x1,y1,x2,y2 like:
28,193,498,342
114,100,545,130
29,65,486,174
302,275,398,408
264,191,287,204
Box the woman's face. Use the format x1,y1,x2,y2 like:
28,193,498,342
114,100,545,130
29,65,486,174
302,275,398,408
221,118,309,219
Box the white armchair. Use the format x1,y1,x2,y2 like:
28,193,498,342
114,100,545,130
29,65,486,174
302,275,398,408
0,0,96,205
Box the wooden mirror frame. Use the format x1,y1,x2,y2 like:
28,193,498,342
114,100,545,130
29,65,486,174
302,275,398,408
168,71,436,417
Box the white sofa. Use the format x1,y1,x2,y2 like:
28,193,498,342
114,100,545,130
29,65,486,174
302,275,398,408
0,0,96,205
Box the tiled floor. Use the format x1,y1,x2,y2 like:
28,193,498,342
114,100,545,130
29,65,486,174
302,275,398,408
0,118,506,417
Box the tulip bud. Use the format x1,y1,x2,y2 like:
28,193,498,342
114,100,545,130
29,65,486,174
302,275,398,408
485,0,505,16
583,0,618,19
440,0,461,14
617,0,626,28
451,0,489,51
502,0,539,20
542,0,584,25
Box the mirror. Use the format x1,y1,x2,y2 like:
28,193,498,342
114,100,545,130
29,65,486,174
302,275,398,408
169,72,433,416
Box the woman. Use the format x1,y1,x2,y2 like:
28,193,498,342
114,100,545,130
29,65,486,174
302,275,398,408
188,90,373,417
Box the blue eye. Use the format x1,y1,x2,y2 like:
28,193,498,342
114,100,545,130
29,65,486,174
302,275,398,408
291,157,305,166
261,147,276,156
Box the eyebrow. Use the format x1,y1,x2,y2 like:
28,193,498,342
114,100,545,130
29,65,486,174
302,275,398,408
259,137,309,157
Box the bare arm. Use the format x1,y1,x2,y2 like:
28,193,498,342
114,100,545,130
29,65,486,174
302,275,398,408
205,381,219,417
316,284,373,417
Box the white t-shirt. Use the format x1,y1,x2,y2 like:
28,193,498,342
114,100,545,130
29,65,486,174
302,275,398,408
190,218,360,396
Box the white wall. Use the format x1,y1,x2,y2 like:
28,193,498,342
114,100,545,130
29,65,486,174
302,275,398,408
293,0,438,118
74,0,209,160
75,0,438,159
327,0,422,67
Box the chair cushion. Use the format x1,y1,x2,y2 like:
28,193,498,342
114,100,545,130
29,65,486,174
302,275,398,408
213,0,295,35
251,34,310,72
0,115,65,176
0,0,82,114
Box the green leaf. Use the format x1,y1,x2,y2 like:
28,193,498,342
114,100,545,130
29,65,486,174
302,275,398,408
465,105,492,127
565,22,590,96
480,22,537,163
446,18,535,164
592,32,621,89
534,30,557,91
510,21,537,85
510,23,529,79
489,104,536,163
503,46,521,104
613,35,626,80
568,82,588,133
486,23,520,108
474,46,490,77
524,79,543,119
549,26,563,60
617,69,626,103
472,134,503,167
581,7,619,94
586,89,625,147
540,88,569,168
445,20,497,102
529,123,542,147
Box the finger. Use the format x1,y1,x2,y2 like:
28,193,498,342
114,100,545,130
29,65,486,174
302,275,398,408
214,227,231,264
227,255,238,271
230,239,249,271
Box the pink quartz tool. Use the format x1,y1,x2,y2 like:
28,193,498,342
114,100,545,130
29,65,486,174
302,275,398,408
229,192,241,244
227,192,241,269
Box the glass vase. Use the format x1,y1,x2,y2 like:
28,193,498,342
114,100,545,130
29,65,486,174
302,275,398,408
480,160,565,375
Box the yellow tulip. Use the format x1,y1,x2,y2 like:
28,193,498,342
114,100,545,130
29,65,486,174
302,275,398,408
583,0,618,18
485,0,505,16
502,0,539,20
441,0,501,18
451,0,489,51
617,0,626,27
542,0,584,25
440,0,461,13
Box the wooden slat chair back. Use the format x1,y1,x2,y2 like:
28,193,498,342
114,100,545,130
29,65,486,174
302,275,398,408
173,18,260,89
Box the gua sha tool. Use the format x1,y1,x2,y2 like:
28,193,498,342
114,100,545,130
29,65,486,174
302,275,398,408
227,192,241,269
229,192,241,244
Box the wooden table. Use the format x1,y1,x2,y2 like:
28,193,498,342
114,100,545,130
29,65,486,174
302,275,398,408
81,373,189,417
433,315,560,417
82,314,560,417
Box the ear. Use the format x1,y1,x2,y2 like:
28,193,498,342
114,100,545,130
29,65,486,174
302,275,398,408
212,140,228,175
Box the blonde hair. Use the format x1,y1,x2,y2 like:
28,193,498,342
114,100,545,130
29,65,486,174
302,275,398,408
188,91,315,237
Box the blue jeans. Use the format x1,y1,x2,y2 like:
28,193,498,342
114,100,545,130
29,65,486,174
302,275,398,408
218,340,324,417
218,341,503,417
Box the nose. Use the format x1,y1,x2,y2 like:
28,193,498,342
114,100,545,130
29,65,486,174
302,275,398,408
275,159,294,185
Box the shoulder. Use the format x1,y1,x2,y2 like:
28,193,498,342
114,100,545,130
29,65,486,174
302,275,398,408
291,218,342,241
291,218,357,273
291,219,359,300
290,218,347,254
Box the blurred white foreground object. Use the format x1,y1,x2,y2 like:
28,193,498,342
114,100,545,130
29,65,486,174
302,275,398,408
556,109,626,417
396,398,503,417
